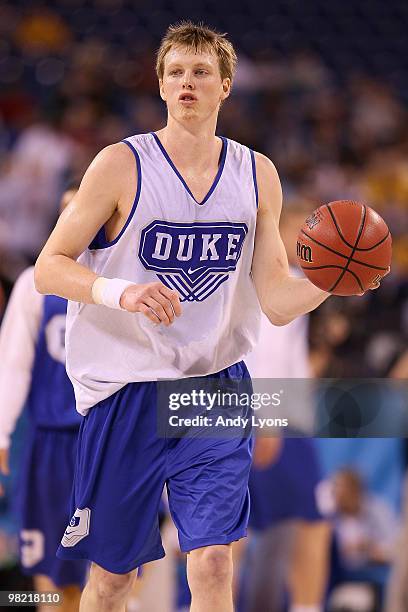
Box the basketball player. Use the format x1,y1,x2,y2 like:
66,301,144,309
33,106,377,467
34,23,383,612
0,187,87,611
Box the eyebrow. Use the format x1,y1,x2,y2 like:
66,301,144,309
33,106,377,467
166,62,213,69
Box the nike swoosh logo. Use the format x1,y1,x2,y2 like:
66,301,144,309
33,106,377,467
188,266,206,274
64,528,78,535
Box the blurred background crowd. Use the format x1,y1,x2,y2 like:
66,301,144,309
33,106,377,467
0,1,407,611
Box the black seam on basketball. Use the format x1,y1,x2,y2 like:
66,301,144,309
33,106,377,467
327,205,390,252
344,268,364,292
351,260,388,271
329,205,367,293
301,265,364,292
300,230,388,270
301,265,350,270
352,230,390,252
300,230,348,260
326,204,355,249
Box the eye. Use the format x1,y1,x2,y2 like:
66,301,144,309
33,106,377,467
169,69,182,76
195,69,208,75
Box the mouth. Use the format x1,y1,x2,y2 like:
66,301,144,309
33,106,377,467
179,94,197,104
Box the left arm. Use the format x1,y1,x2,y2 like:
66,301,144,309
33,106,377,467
251,152,330,326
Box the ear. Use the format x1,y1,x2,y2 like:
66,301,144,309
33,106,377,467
221,78,231,101
159,79,166,101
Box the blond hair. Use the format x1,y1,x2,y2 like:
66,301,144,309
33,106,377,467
156,21,237,83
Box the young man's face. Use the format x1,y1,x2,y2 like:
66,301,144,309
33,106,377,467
159,46,231,124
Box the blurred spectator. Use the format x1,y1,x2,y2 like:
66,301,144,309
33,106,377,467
0,110,76,266
14,7,72,56
319,467,400,611
329,469,398,570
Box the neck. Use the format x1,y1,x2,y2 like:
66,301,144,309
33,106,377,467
157,115,220,169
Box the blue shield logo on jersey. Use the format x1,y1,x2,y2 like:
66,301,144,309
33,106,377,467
139,221,248,302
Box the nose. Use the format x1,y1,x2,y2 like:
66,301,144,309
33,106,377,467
182,71,194,89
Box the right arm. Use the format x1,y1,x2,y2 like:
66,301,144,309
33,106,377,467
35,143,181,325
35,144,128,304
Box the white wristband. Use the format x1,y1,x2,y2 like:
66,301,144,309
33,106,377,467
91,277,134,310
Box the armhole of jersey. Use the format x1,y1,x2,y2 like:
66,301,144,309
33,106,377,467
249,149,259,209
88,139,142,250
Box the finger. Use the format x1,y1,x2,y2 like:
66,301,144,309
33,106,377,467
138,304,161,325
145,297,171,326
159,286,182,317
153,291,176,323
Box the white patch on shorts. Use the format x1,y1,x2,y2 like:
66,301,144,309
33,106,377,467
61,507,91,547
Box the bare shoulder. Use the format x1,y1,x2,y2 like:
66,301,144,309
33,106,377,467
99,141,135,163
253,151,283,216
85,142,136,183
39,142,138,258
74,141,138,210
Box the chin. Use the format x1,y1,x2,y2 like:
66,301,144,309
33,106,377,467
179,108,199,120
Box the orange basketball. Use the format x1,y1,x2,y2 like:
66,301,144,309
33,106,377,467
296,200,392,295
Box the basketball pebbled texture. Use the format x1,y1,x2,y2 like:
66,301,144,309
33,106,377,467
296,200,392,295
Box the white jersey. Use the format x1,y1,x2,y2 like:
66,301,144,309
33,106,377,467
66,132,261,415
245,312,310,378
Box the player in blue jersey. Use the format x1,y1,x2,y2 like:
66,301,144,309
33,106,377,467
34,22,383,612
0,187,87,611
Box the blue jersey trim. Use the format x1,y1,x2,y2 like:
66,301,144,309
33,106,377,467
249,149,259,208
88,140,142,250
150,132,228,206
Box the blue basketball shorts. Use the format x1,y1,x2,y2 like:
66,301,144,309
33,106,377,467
57,362,253,574
16,427,88,588
249,438,323,531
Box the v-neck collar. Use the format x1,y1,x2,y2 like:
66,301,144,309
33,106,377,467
151,132,228,206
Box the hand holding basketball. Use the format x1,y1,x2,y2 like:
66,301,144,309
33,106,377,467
297,201,392,296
